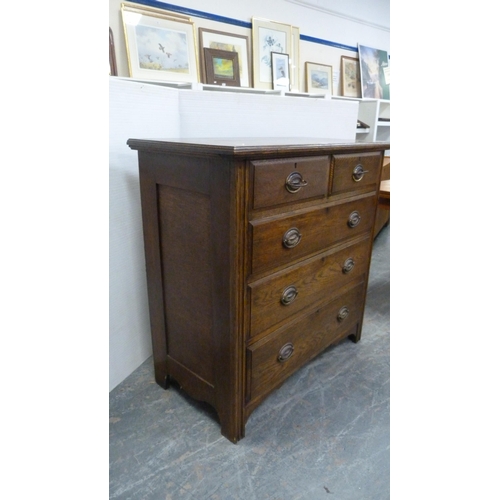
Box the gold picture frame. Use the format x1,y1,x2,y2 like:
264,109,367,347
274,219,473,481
340,56,361,98
252,17,293,90
305,61,332,95
290,26,300,91
121,2,198,83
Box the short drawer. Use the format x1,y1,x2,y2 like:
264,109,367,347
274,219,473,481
248,237,371,339
251,156,330,209
246,280,365,404
332,152,383,195
250,195,376,275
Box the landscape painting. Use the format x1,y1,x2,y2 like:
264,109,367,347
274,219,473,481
305,62,332,94
310,68,329,90
358,44,390,99
212,56,235,79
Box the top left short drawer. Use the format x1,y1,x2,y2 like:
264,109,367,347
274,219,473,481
251,156,330,210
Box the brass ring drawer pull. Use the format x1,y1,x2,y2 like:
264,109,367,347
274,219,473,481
278,342,294,362
347,211,361,228
352,164,369,182
282,227,302,248
337,306,350,322
285,171,308,193
342,258,355,274
281,285,298,305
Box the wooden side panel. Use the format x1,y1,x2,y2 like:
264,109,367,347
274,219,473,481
138,167,169,388
139,150,247,442
158,186,214,385
137,151,215,398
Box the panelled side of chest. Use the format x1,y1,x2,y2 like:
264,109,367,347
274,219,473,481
136,150,248,442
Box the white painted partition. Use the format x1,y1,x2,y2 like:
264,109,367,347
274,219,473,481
109,77,359,391
178,90,358,140
109,78,181,391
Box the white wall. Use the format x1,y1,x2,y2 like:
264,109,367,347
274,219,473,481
109,0,390,391
109,79,181,390
109,0,389,94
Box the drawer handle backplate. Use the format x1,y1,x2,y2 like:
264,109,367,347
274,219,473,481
282,227,302,249
348,211,361,228
342,258,355,274
285,171,308,193
337,306,350,322
281,285,298,305
352,164,369,182
278,342,294,362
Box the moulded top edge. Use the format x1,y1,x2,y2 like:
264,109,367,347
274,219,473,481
126,137,390,157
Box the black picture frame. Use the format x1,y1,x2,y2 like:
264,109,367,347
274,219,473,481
271,51,290,91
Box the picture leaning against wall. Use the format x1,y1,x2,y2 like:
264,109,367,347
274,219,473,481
121,3,198,83
358,45,390,100
252,18,292,89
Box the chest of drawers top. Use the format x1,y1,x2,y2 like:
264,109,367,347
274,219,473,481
127,136,389,157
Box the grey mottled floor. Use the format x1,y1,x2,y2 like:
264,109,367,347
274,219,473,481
110,225,390,500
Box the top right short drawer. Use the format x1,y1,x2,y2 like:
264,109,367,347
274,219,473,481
331,152,383,196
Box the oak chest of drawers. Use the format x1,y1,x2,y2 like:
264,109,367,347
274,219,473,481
127,137,389,443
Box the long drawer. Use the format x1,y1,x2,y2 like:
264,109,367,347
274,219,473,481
246,280,365,404
248,236,371,340
250,195,377,275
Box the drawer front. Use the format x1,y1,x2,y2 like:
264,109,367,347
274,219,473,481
332,152,382,195
251,195,376,275
252,156,330,209
247,281,365,403
249,237,371,339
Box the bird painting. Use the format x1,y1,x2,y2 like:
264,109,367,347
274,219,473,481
158,43,172,58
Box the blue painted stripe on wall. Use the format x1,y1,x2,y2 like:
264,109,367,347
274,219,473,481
129,0,358,52
299,35,357,52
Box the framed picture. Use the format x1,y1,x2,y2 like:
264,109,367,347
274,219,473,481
121,1,191,21
305,62,332,95
252,17,292,90
290,26,300,91
358,44,390,99
203,48,241,87
271,52,290,91
121,3,198,83
198,28,251,87
109,27,118,76
340,56,361,98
